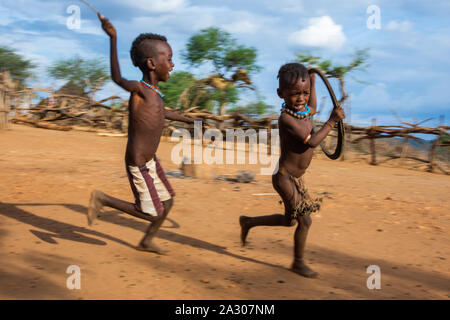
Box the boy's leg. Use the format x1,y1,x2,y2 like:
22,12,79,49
136,198,174,254
136,157,176,254
90,157,173,222
291,213,318,278
239,214,294,246
88,189,160,225
239,173,297,246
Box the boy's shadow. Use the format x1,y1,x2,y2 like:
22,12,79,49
0,202,282,270
0,202,134,248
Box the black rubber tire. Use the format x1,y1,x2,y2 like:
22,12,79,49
308,67,345,160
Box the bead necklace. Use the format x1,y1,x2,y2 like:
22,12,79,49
280,102,313,120
140,80,164,99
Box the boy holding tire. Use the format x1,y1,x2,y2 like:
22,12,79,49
239,63,345,278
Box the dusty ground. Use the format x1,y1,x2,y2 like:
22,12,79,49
0,124,449,300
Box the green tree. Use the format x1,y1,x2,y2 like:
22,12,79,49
183,27,260,76
296,49,369,105
212,83,239,109
159,71,215,111
182,27,261,116
0,46,35,86
229,101,271,117
48,56,109,97
159,71,196,109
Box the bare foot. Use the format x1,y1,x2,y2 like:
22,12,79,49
239,216,250,246
291,260,319,278
88,190,104,226
136,242,169,255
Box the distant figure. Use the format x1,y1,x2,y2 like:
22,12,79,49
88,14,197,254
240,63,345,277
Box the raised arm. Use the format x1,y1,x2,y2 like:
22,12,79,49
98,13,142,95
308,71,317,115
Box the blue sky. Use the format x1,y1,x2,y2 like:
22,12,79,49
1,0,449,127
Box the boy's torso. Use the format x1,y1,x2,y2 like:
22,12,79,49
278,114,314,178
125,90,165,166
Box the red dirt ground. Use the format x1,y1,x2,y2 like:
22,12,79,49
0,124,449,299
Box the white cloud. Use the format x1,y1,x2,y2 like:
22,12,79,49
124,7,216,36
73,20,104,36
223,20,259,34
116,0,187,13
221,10,279,35
386,20,413,32
0,31,104,89
0,0,66,25
354,82,391,108
125,5,278,38
288,16,346,50
349,80,450,124
269,0,304,13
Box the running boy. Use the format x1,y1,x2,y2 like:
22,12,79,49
239,63,345,277
87,14,196,254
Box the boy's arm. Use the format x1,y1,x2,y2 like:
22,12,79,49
164,109,196,124
99,14,143,95
283,106,345,148
308,72,317,115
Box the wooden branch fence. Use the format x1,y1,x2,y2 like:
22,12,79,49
1,75,448,174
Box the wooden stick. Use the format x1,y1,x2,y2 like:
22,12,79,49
378,155,428,164
400,136,409,166
370,118,377,165
79,0,103,17
11,117,72,131
428,135,441,173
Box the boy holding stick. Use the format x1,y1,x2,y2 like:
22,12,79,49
88,13,196,254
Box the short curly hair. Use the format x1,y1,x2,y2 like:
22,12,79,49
277,62,309,89
130,33,167,71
